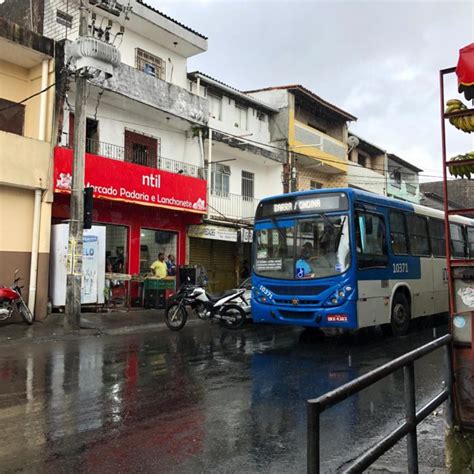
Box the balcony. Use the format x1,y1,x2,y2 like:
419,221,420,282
209,191,259,222
0,131,51,190
293,121,348,173
387,179,420,203
89,62,209,125
60,134,204,179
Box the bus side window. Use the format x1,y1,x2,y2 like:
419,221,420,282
429,218,446,258
407,215,430,256
467,227,474,258
450,223,466,259
356,211,388,269
390,211,409,255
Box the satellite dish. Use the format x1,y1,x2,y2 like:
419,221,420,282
347,136,360,149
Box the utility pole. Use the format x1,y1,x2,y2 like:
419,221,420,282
65,3,88,331
63,1,128,331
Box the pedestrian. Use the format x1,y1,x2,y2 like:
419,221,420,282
166,254,176,276
150,252,167,278
240,260,250,280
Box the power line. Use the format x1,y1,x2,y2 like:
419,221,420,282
0,82,56,113
209,127,445,177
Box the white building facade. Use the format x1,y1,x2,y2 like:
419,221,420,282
187,72,286,291
46,0,211,300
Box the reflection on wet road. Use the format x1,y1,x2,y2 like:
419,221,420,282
0,322,447,472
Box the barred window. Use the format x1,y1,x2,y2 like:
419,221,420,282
136,48,166,80
242,171,254,200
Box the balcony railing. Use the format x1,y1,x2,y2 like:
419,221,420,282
294,122,347,160
209,191,259,222
406,183,417,195
60,133,205,179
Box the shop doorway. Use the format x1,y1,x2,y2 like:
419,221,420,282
105,224,128,273
140,229,177,274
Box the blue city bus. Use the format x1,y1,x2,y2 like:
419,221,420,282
251,188,474,335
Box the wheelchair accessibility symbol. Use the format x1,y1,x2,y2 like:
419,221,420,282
296,267,305,279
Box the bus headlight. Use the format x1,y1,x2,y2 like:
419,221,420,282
324,286,353,307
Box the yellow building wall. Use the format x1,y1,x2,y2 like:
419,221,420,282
287,93,349,179
297,166,348,190
0,58,54,141
0,55,55,320
0,186,51,319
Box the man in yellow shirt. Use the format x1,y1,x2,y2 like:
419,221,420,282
150,253,167,278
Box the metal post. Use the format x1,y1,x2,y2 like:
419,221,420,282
444,343,455,428
307,402,320,474
404,362,419,473
64,4,88,331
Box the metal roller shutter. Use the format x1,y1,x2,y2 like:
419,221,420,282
210,240,236,292
189,238,236,292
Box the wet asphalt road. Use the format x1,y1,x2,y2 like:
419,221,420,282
0,320,448,473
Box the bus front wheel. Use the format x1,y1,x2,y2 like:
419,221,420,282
390,293,410,336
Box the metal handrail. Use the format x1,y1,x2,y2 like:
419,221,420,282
307,334,454,473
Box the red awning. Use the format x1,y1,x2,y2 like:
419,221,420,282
457,43,474,100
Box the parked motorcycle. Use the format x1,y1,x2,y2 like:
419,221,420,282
165,283,247,331
0,271,34,324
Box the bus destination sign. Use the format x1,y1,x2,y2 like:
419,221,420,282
257,192,348,218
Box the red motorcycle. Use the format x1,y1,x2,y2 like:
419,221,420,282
0,271,34,324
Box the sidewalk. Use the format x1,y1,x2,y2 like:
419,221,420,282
0,307,197,344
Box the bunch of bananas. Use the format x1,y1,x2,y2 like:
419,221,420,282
448,152,474,179
445,99,474,133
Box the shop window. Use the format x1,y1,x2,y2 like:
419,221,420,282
140,228,177,274
124,129,158,168
0,98,24,136
242,171,254,201
467,227,474,258
105,224,128,273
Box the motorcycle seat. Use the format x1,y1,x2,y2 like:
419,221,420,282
206,289,243,302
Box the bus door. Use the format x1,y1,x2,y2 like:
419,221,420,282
355,209,390,328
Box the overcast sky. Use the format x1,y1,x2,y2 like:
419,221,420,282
150,0,473,181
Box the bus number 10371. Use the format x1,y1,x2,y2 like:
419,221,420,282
393,263,409,274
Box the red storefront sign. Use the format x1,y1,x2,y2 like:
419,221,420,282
54,146,207,214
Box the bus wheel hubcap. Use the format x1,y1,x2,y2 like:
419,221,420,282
393,304,406,325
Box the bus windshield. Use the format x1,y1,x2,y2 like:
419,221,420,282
255,214,351,279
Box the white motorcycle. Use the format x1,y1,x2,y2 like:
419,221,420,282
165,283,248,331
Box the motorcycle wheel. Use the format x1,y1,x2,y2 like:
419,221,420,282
165,303,187,331
18,301,33,325
220,304,246,330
